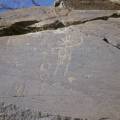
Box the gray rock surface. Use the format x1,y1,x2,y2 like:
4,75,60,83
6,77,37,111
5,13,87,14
0,7,120,120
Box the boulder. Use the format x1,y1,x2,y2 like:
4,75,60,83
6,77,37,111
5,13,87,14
0,7,120,120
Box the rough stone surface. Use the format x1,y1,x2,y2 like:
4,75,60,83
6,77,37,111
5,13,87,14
54,0,120,10
0,7,120,120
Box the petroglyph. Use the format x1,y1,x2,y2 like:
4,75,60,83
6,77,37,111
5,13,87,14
39,63,51,82
68,76,76,83
38,31,83,81
54,32,84,76
10,81,26,97
39,52,51,82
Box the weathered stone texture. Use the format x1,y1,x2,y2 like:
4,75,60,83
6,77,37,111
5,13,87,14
0,7,120,120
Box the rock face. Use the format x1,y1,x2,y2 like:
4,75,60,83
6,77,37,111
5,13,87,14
0,7,120,120
54,0,120,10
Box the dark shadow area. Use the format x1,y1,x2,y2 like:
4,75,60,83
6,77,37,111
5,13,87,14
0,20,65,37
0,13,119,37
0,20,39,36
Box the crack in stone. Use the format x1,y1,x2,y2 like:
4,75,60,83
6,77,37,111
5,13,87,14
0,13,119,37
98,118,110,120
0,20,39,37
0,20,65,37
103,37,120,50
65,12,120,26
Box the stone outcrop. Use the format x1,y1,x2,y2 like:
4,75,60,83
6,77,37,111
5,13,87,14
54,0,120,10
0,7,120,120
